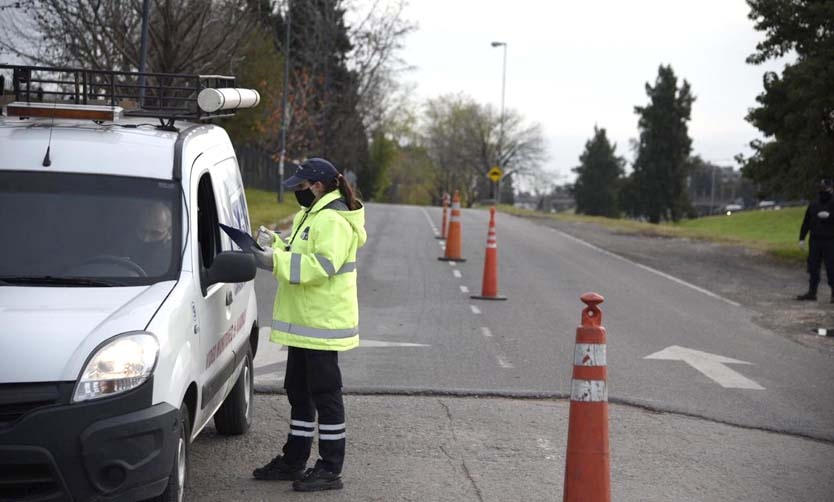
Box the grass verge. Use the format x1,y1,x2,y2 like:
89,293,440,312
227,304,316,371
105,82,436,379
495,204,806,263
245,188,300,233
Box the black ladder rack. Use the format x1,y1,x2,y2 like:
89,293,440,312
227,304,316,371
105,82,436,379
0,64,237,122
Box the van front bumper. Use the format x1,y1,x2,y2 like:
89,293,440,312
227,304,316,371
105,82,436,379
0,378,179,502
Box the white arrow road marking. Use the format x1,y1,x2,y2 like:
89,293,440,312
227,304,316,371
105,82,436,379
644,345,765,390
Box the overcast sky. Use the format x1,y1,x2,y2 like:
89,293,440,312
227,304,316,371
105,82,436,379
395,0,788,184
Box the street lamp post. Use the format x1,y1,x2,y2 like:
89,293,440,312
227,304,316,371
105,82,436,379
138,0,151,106
277,0,292,203
491,41,507,205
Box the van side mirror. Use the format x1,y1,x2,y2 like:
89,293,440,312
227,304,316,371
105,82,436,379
206,251,256,287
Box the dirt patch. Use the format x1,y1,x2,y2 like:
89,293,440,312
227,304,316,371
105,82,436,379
527,216,834,356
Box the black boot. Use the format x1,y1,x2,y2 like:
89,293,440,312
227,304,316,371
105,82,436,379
292,464,343,492
252,455,305,481
796,291,817,301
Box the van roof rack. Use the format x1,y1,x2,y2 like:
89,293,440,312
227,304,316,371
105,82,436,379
0,64,251,128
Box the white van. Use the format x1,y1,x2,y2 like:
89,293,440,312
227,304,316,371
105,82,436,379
0,65,261,501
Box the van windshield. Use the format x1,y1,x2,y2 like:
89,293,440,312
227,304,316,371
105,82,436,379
0,171,181,287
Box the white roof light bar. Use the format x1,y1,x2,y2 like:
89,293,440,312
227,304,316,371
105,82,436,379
197,88,260,113
4,101,124,121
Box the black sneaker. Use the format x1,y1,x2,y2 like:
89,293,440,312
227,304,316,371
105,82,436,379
796,292,817,301
292,465,343,492
252,455,305,481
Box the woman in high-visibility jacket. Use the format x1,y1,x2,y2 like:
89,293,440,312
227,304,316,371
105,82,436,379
250,158,366,492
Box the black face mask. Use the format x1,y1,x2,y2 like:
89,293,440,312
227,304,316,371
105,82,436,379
820,191,832,203
295,188,315,207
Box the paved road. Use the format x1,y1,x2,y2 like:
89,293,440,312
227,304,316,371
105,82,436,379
188,395,834,501
252,203,834,441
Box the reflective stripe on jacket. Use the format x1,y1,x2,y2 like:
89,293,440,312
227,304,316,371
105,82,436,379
270,190,367,351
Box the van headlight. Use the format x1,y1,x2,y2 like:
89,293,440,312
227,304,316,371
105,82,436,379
73,333,159,402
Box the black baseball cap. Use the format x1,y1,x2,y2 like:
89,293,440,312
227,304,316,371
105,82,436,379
283,158,339,189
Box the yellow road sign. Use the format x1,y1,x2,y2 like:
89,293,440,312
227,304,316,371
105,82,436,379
487,166,503,182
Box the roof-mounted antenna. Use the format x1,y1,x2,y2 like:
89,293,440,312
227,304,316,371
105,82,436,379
42,89,57,167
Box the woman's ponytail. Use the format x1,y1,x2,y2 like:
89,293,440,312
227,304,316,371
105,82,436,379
324,173,360,210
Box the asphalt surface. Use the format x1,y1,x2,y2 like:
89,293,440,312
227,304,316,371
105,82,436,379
253,203,834,442
187,395,834,501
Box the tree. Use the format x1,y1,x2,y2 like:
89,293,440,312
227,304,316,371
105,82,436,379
740,0,834,199
381,145,436,205
0,0,255,74
572,126,625,217
223,24,285,148
624,65,695,223
422,94,546,206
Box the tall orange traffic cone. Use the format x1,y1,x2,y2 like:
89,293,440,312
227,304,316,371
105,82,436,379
471,207,506,300
437,192,450,240
563,292,610,502
438,190,466,262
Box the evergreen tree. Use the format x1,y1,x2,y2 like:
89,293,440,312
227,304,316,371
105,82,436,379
261,0,369,170
741,0,834,198
627,65,695,223
572,126,625,217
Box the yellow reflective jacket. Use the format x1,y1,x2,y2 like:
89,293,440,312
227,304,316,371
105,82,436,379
270,190,367,351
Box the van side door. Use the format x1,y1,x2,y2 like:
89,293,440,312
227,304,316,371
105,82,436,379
191,163,236,429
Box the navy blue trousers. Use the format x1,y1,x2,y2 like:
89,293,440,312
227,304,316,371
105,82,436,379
281,346,345,474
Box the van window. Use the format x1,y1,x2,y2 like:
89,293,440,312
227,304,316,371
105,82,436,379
196,173,222,277
0,171,181,286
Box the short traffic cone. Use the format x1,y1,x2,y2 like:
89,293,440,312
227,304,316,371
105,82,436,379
471,207,506,300
438,190,466,262
563,292,610,502
437,192,450,240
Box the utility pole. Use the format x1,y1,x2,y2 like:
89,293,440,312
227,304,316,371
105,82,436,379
277,0,292,202
491,41,507,205
138,0,151,106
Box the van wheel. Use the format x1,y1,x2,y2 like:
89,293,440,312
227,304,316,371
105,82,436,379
155,403,190,502
214,351,254,435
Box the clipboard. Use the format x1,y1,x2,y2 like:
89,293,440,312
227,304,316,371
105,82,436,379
219,223,264,252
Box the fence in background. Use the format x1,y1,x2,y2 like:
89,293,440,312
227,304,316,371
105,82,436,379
234,144,295,192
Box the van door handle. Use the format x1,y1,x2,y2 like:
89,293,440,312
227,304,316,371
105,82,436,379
225,290,233,306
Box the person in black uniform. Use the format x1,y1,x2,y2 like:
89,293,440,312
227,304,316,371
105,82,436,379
797,178,834,302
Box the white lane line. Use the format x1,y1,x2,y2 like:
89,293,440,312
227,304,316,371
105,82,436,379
448,261,456,267
470,305,481,314
453,270,462,279
460,285,470,293
481,326,493,338
419,207,439,236
496,355,514,369
549,228,741,308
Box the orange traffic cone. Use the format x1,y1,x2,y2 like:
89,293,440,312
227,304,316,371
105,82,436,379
437,192,450,240
471,207,506,300
438,190,466,262
563,292,610,502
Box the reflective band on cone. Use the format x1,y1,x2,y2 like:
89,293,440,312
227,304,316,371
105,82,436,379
472,206,506,300
438,193,450,240
438,190,466,262
563,292,610,502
